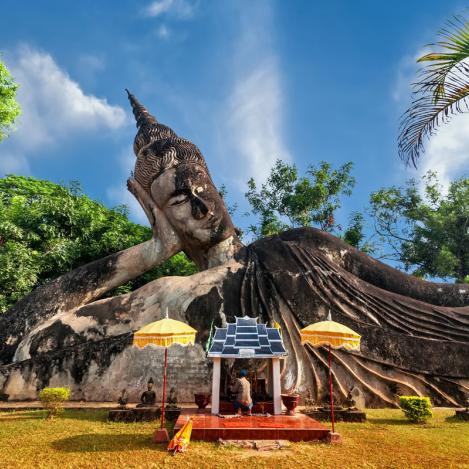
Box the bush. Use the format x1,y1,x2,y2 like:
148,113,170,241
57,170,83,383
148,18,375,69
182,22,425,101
399,396,432,423
38,387,71,418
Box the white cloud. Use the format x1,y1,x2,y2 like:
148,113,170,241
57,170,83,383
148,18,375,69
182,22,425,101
0,153,30,175
77,53,105,73
419,112,469,190
226,58,291,185
145,0,173,17
156,24,171,39
0,45,127,175
222,2,291,188
10,45,126,147
144,0,196,19
392,49,429,104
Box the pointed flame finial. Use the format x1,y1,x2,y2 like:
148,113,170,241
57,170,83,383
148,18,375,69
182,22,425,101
327,310,332,321
125,88,158,128
165,308,169,319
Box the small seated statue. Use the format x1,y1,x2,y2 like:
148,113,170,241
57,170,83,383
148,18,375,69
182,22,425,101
304,388,316,410
137,378,156,407
167,387,178,408
346,387,357,410
117,388,128,408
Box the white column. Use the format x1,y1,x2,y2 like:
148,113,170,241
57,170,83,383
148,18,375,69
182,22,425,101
211,357,221,415
272,357,282,415
267,359,274,397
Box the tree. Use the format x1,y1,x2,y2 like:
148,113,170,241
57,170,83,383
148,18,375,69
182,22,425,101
369,172,469,282
245,160,367,248
342,212,375,254
399,16,469,166
0,58,21,142
0,175,196,313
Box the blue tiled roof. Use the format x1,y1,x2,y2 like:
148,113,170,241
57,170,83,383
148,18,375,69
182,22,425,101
207,316,287,358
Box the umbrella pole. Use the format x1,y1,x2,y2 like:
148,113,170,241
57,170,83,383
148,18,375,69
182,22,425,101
161,346,168,430
328,343,335,434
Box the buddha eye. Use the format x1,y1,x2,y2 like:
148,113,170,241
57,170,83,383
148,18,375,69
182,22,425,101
170,194,188,206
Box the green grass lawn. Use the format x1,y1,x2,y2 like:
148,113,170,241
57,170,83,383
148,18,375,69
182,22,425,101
0,408,468,469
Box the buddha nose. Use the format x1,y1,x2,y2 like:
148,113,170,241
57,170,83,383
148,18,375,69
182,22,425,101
191,196,210,220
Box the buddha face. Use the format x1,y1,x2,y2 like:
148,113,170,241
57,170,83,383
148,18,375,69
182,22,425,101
151,163,235,251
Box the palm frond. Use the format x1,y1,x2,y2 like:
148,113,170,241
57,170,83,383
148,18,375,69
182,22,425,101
398,15,469,166
417,16,469,100
398,70,469,167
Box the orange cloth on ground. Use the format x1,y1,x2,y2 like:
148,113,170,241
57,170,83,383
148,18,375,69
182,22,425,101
168,418,193,453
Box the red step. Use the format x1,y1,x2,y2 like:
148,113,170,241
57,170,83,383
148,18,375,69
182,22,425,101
174,414,330,442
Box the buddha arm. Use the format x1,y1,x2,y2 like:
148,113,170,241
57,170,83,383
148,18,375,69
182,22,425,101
0,238,180,365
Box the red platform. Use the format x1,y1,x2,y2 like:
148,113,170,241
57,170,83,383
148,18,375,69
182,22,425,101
174,414,330,442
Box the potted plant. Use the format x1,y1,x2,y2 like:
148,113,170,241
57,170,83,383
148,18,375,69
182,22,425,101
194,392,211,410
281,389,300,416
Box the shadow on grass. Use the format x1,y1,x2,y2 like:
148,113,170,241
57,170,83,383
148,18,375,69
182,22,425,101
61,409,176,428
60,409,113,422
0,410,47,422
51,433,168,453
367,418,411,426
1,409,108,423
444,414,469,423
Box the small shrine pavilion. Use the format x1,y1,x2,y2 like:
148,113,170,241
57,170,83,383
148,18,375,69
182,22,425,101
207,316,287,415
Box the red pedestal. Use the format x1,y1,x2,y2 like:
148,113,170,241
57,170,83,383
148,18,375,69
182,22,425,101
326,432,342,444
173,414,329,442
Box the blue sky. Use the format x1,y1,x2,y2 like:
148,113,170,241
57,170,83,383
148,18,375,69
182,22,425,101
1,0,468,239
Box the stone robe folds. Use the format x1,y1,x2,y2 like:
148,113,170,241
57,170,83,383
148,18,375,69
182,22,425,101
1,227,468,406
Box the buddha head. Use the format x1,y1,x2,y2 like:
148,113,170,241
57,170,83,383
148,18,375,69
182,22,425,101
125,90,239,268
147,377,154,391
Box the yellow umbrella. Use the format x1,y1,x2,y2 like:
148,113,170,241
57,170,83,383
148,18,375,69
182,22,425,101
168,417,193,454
133,317,197,348
300,312,361,434
133,311,197,439
300,319,361,350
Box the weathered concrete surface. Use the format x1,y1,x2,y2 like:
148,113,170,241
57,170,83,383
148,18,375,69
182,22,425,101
1,228,469,406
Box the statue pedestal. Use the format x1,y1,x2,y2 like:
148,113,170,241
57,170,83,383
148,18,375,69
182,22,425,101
302,407,366,423
108,407,161,422
455,410,469,421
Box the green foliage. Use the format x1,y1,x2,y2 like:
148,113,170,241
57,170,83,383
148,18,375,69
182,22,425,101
399,16,469,166
399,396,433,423
0,175,196,312
369,172,469,282
342,212,375,254
245,159,356,239
38,387,71,418
0,58,21,141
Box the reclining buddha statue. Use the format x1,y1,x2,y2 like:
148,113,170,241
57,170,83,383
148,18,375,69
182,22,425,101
1,91,468,406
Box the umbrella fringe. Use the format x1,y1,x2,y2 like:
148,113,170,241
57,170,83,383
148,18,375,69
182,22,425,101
133,335,195,348
301,336,360,350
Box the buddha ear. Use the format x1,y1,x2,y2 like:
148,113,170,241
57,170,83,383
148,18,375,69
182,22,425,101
127,177,182,249
127,177,156,226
